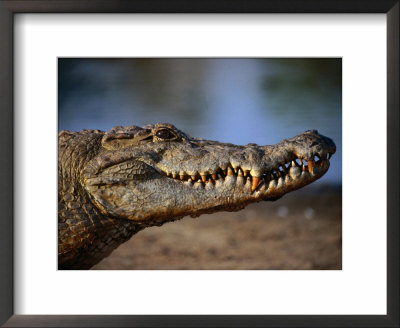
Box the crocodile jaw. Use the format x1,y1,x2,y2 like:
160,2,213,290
84,156,330,222
163,154,331,204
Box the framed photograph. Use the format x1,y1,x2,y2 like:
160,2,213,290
58,57,342,271
0,1,398,327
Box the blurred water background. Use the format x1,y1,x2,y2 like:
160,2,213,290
58,58,341,185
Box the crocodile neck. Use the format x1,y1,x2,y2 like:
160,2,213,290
58,131,142,269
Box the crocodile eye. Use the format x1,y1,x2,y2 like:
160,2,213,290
155,129,175,140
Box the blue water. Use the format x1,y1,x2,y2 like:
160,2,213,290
58,58,342,184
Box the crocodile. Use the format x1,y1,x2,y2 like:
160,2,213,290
58,123,336,269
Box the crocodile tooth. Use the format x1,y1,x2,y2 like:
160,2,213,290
251,177,261,192
215,177,224,188
172,173,178,179
205,180,214,190
184,179,193,186
302,165,307,171
236,174,245,185
224,173,236,187
191,174,197,180
179,175,185,181
292,160,298,167
200,175,207,183
194,179,203,188
277,177,284,188
307,160,314,173
301,170,310,179
269,179,277,189
243,170,249,177
289,166,301,179
212,174,217,180
227,167,234,176
245,177,252,189
250,169,262,177
238,169,243,177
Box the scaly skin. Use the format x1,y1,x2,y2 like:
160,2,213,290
58,123,336,269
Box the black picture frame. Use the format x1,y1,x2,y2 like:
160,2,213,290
0,1,398,327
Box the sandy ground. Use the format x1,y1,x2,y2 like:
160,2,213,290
93,184,341,270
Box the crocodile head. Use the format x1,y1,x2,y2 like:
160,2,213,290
82,123,335,223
